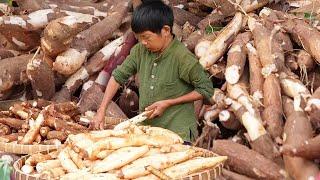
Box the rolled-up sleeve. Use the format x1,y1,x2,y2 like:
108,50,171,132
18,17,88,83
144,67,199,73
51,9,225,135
112,45,139,84
179,53,214,100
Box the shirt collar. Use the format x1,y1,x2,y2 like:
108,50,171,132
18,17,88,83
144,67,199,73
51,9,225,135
152,36,178,61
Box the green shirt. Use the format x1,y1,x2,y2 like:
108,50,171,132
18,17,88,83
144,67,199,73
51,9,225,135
112,37,214,141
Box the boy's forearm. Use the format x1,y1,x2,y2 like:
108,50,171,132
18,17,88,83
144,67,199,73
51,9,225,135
167,91,203,106
99,76,121,111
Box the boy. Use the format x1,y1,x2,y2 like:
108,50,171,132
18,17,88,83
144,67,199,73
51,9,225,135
91,0,214,142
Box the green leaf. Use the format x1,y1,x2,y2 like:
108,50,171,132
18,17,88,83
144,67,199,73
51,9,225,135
304,12,315,19
205,25,224,34
0,0,12,6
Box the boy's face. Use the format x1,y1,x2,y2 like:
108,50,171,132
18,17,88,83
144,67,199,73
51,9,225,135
135,26,171,53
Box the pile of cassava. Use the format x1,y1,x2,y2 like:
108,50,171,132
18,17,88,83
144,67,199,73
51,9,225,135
19,125,227,179
0,100,89,145
0,0,320,179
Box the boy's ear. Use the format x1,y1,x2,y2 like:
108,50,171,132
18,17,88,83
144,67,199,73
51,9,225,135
161,25,171,37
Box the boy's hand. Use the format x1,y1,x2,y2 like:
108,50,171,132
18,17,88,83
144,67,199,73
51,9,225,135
145,100,171,119
90,109,105,130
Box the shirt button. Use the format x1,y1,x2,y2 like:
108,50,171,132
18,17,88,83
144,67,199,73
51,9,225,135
150,86,154,90
151,75,155,79
153,63,157,67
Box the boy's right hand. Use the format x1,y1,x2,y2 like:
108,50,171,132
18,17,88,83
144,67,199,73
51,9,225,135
90,109,105,130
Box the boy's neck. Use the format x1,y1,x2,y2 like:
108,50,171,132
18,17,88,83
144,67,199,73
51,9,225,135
159,34,173,53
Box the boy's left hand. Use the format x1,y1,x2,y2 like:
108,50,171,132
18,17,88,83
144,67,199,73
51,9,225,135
145,100,171,119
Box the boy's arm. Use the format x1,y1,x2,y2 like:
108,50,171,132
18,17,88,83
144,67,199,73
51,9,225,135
179,53,214,100
145,91,203,119
91,77,120,129
91,45,140,129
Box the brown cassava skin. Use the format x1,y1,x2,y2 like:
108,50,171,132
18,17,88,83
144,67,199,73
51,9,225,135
278,11,320,64
0,133,25,143
27,56,55,100
248,16,285,76
250,134,282,165
282,134,320,160
222,169,254,180
182,30,204,52
14,0,112,15
0,118,24,130
46,130,68,141
119,88,139,118
259,8,293,53
53,102,77,113
77,82,105,113
262,74,283,139
208,61,226,80
0,123,11,136
78,82,127,118
0,9,94,51
44,116,87,134
197,11,225,30
305,86,320,130
285,53,298,72
39,126,50,138
68,1,129,56
0,54,36,95
282,97,319,180
41,15,99,57
172,7,202,27
296,50,315,72
53,32,136,102
225,32,252,84
247,42,264,102
212,140,286,180
0,24,40,51
0,49,20,60
53,1,129,75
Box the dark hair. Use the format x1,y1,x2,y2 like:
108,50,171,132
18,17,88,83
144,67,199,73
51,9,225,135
131,0,174,34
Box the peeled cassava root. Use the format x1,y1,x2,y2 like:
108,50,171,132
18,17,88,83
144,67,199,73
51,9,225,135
19,126,227,179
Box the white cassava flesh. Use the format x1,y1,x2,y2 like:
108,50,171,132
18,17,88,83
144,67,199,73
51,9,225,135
199,12,243,69
114,111,152,130
227,83,256,115
36,159,61,173
139,126,183,144
68,147,85,169
91,145,149,173
195,40,211,58
121,149,196,178
229,99,266,141
53,48,88,75
21,164,34,174
19,110,45,144
60,171,120,180
163,156,227,178
58,148,78,173
225,32,252,84
279,72,310,99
